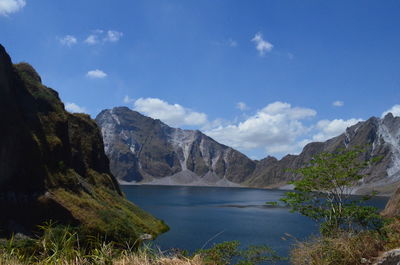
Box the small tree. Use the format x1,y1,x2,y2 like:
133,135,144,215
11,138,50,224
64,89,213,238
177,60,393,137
281,147,382,236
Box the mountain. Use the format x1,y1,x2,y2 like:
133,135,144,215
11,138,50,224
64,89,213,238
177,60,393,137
96,107,256,186
247,113,400,195
97,106,400,195
0,44,167,241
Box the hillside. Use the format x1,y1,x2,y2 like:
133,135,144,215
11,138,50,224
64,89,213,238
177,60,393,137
0,44,167,242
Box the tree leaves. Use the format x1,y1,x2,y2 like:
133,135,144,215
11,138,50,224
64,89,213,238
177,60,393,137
281,147,383,236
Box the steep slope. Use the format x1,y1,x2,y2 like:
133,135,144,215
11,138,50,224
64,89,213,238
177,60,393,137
96,107,256,186
246,114,399,194
0,44,167,241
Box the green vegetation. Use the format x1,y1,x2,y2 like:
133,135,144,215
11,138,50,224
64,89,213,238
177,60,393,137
278,147,400,264
0,225,282,265
289,219,400,265
196,241,283,265
51,185,168,244
0,60,168,247
281,147,382,236
0,224,176,265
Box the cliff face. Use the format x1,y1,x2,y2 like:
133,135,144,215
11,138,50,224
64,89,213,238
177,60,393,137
0,44,167,241
96,107,256,186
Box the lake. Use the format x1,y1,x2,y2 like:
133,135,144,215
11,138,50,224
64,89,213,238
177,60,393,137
122,185,388,263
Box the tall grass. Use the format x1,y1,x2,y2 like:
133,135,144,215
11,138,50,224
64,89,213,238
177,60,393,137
0,223,203,265
0,223,281,265
290,218,400,265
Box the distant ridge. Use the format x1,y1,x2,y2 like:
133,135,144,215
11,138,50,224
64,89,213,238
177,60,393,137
97,107,400,195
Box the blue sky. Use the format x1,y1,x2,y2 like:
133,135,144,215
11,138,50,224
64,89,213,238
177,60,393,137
1,0,400,159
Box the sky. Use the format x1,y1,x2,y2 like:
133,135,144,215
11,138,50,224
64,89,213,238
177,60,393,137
1,0,400,159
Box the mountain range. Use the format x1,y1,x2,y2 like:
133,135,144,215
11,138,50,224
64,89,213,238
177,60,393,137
96,107,400,195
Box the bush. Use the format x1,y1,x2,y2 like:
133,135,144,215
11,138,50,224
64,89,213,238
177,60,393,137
196,241,282,265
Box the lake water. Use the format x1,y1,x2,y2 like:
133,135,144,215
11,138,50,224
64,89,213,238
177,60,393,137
122,185,388,264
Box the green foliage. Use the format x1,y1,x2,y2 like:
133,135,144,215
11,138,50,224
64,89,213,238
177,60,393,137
0,223,131,265
281,147,383,236
36,223,81,264
51,184,168,245
0,225,282,265
196,241,283,265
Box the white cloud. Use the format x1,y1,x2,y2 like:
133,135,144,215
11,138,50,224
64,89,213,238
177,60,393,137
133,97,208,127
205,101,316,155
228,39,237,47
65,102,87,113
251,32,273,56
84,34,98,45
382,104,400,117
104,30,123,42
127,98,364,157
311,118,362,142
123,95,134,104
84,29,123,45
236,102,248,111
86,69,107,79
0,0,25,16
212,38,238,47
58,35,77,47
332,100,344,107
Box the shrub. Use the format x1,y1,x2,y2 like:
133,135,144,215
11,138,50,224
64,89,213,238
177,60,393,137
196,241,282,265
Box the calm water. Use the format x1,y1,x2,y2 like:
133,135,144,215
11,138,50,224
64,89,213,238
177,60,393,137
122,185,388,263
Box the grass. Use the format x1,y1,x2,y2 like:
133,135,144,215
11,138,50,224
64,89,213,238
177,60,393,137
0,224,283,265
50,184,169,244
0,224,203,265
290,232,383,265
289,218,400,265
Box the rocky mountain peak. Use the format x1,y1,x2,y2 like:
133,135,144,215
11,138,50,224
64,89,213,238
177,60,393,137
96,107,256,186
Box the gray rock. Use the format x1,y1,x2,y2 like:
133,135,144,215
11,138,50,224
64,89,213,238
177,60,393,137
373,248,400,265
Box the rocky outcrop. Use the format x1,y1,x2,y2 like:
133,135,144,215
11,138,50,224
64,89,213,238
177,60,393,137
96,107,256,186
372,248,400,265
0,44,167,242
382,186,400,217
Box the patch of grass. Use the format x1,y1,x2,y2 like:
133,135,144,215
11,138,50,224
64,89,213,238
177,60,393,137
290,232,383,265
196,241,283,265
290,218,400,265
51,183,168,244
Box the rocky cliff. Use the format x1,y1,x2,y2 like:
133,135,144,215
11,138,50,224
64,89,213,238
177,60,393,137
0,44,167,242
96,107,256,186
97,106,400,195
